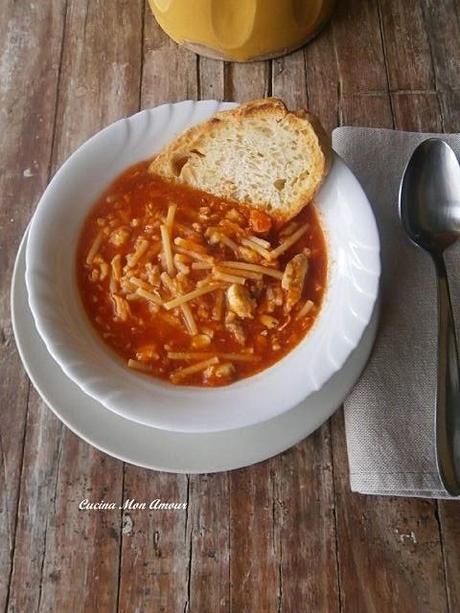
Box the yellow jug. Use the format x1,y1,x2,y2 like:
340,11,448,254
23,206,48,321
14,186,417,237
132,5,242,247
149,0,335,62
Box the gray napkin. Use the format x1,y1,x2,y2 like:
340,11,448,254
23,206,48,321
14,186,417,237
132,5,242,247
333,128,460,498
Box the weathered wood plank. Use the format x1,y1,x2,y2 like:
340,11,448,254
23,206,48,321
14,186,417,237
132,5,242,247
52,0,144,162
378,0,444,131
331,0,393,127
0,1,67,609
331,411,448,613
229,462,278,612
392,92,442,132
438,502,460,612
332,0,389,95
340,92,394,128
30,424,123,613
7,1,144,610
379,0,434,91
116,11,195,612
117,470,189,612
6,392,64,613
306,2,394,131
224,61,271,101
305,22,340,133
198,57,224,101
420,0,460,132
273,429,339,612
187,473,230,612
272,49,308,110
142,2,197,106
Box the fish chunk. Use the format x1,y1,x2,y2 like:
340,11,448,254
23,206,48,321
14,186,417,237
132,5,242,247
109,226,130,247
282,253,308,310
264,285,283,313
225,312,246,344
226,284,256,319
204,362,236,381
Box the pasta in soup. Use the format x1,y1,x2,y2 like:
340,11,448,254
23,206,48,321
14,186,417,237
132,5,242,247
77,161,327,386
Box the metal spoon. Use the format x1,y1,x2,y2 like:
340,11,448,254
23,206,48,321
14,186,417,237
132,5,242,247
399,138,460,496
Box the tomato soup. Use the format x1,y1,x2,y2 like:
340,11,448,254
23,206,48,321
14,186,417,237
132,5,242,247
77,161,327,386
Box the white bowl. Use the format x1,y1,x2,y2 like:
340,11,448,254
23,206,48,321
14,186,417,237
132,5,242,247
25,100,380,434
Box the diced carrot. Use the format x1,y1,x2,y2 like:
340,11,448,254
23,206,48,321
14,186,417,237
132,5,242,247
249,209,272,233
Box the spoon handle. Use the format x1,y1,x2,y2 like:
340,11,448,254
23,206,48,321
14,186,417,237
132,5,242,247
433,253,460,495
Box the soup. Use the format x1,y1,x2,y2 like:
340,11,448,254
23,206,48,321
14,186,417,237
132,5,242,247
77,161,327,386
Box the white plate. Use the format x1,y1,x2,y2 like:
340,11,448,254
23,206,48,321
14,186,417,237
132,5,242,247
25,100,380,433
13,230,378,472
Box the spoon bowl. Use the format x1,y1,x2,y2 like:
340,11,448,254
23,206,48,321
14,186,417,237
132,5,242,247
400,139,460,253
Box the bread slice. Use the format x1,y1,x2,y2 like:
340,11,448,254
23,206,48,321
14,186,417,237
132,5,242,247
148,98,331,223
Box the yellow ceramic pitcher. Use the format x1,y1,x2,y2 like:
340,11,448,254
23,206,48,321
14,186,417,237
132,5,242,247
149,0,335,62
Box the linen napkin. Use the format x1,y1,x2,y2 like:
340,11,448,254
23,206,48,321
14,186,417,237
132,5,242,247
333,128,460,498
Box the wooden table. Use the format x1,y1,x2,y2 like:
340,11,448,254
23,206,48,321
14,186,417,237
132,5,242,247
1,1,460,611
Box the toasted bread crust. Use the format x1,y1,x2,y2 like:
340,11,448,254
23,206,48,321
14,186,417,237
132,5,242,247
149,98,331,223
